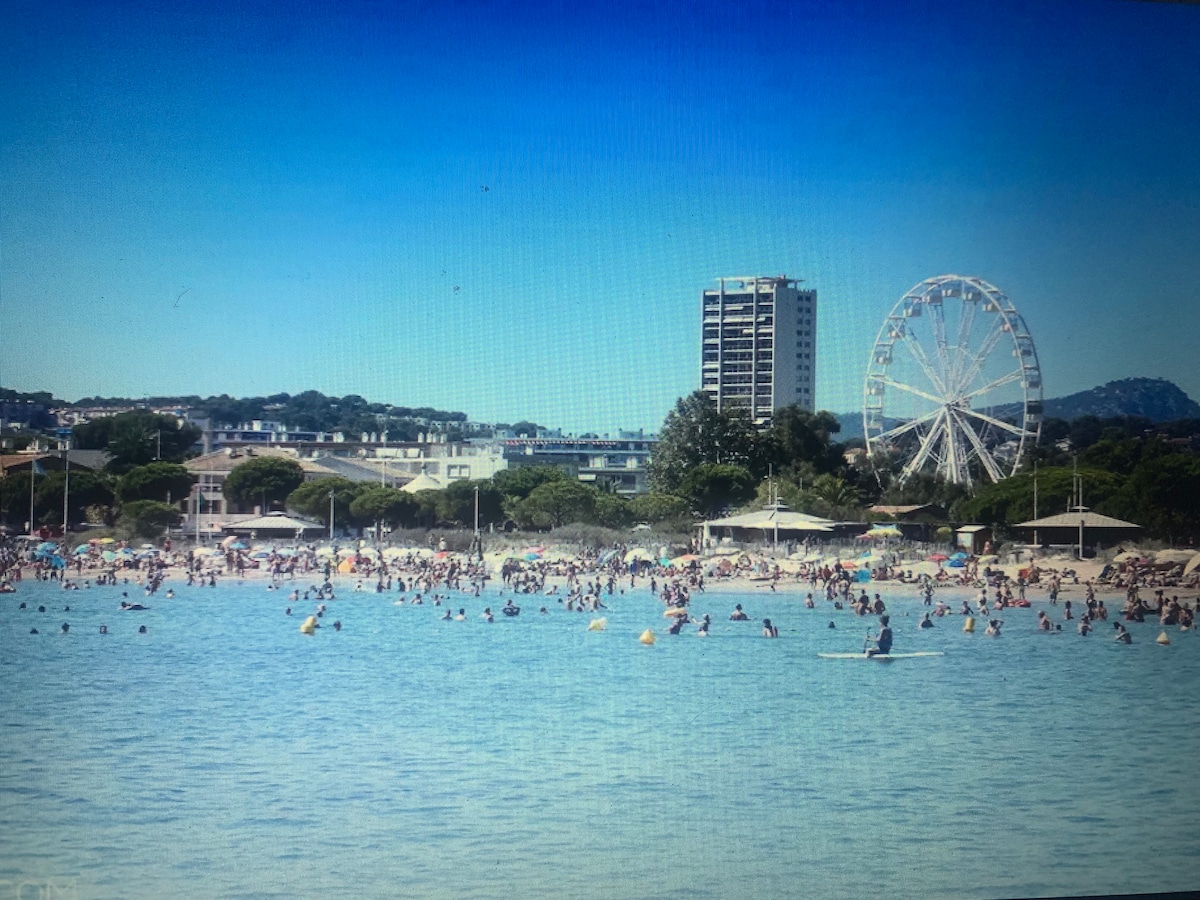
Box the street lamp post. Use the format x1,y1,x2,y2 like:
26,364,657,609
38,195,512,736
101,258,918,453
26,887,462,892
61,439,71,536
328,490,335,541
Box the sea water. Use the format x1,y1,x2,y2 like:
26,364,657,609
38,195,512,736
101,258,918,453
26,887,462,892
2,578,1198,899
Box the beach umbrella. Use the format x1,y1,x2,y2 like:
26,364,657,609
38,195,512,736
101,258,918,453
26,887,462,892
73,545,92,555
36,541,58,553
337,558,355,573
97,537,116,545
624,548,654,563
336,547,358,558
221,535,240,548
1183,553,1200,576
927,553,949,562
101,550,118,562
48,555,66,569
358,547,381,558
1154,549,1194,565
950,551,970,560
314,546,336,557
948,558,965,568
381,547,408,558
670,554,699,567
249,551,272,559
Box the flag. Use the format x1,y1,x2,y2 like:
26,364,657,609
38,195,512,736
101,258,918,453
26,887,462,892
31,458,46,477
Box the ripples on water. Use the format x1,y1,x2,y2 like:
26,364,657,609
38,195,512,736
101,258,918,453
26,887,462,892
2,579,1198,899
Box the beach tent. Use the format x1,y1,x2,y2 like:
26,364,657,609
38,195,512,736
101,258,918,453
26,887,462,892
701,503,834,545
1183,553,1200,576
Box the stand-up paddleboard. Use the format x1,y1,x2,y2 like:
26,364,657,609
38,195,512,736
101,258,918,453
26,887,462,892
817,651,944,660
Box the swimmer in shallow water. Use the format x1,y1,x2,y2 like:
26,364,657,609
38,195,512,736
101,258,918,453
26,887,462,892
762,618,779,638
730,604,749,621
985,619,1002,636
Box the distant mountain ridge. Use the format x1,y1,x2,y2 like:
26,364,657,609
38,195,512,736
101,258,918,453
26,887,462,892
1040,378,1199,422
834,378,1199,440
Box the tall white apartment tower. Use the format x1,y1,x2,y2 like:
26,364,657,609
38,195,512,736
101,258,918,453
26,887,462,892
701,276,817,423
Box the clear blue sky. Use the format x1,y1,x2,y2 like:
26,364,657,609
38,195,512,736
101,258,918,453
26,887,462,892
3,0,1198,434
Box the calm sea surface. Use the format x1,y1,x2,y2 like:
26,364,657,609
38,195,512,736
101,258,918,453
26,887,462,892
2,577,1198,899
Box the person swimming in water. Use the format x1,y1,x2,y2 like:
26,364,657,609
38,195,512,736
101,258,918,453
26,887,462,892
1114,623,1132,644
762,618,779,638
985,618,1003,636
730,604,749,621
919,613,934,629
866,615,893,656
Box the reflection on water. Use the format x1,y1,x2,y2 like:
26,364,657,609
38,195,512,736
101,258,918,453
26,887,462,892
2,579,1198,899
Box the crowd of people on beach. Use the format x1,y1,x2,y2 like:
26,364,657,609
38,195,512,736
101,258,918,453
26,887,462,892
3,531,1196,650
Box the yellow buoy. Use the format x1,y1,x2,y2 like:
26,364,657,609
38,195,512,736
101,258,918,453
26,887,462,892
300,616,317,635
963,616,975,633
1156,632,1170,645
588,618,607,632
639,629,656,645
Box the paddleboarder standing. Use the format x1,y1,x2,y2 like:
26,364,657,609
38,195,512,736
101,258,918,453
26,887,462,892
866,615,893,657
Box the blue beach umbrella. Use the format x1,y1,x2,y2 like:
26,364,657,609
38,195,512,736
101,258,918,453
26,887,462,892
36,541,58,553
48,555,66,569
101,550,118,562
73,545,91,555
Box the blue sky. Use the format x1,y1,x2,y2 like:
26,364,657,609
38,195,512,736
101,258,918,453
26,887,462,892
2,0,1198,434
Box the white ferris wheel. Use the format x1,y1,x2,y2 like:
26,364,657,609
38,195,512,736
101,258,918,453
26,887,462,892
863,274,1043,487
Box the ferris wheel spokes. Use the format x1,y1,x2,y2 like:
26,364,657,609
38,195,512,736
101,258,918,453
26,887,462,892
864,275,1043,487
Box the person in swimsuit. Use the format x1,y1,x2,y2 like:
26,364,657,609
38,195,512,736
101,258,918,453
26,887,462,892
866,615,893,656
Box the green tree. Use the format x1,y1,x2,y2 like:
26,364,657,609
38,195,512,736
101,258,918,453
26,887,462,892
809,474,862,518
628,492,693,528
678,463,757,517
514,480,596,528
116,462,195,504
117,500,182,540
438,481,505,528
761,406,845,477
286,477,363,529
510,421,541,437
224,457,305,512
34,471,115,527
1112,444,1200,541
74,412,201,474
0,471,34,528
959,467,1125,527
591,492,633,529
349,486,419,530
493,466,568,501
649,391,762,494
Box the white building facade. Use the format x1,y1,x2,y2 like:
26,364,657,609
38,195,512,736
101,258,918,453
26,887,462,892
701,276,817,423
